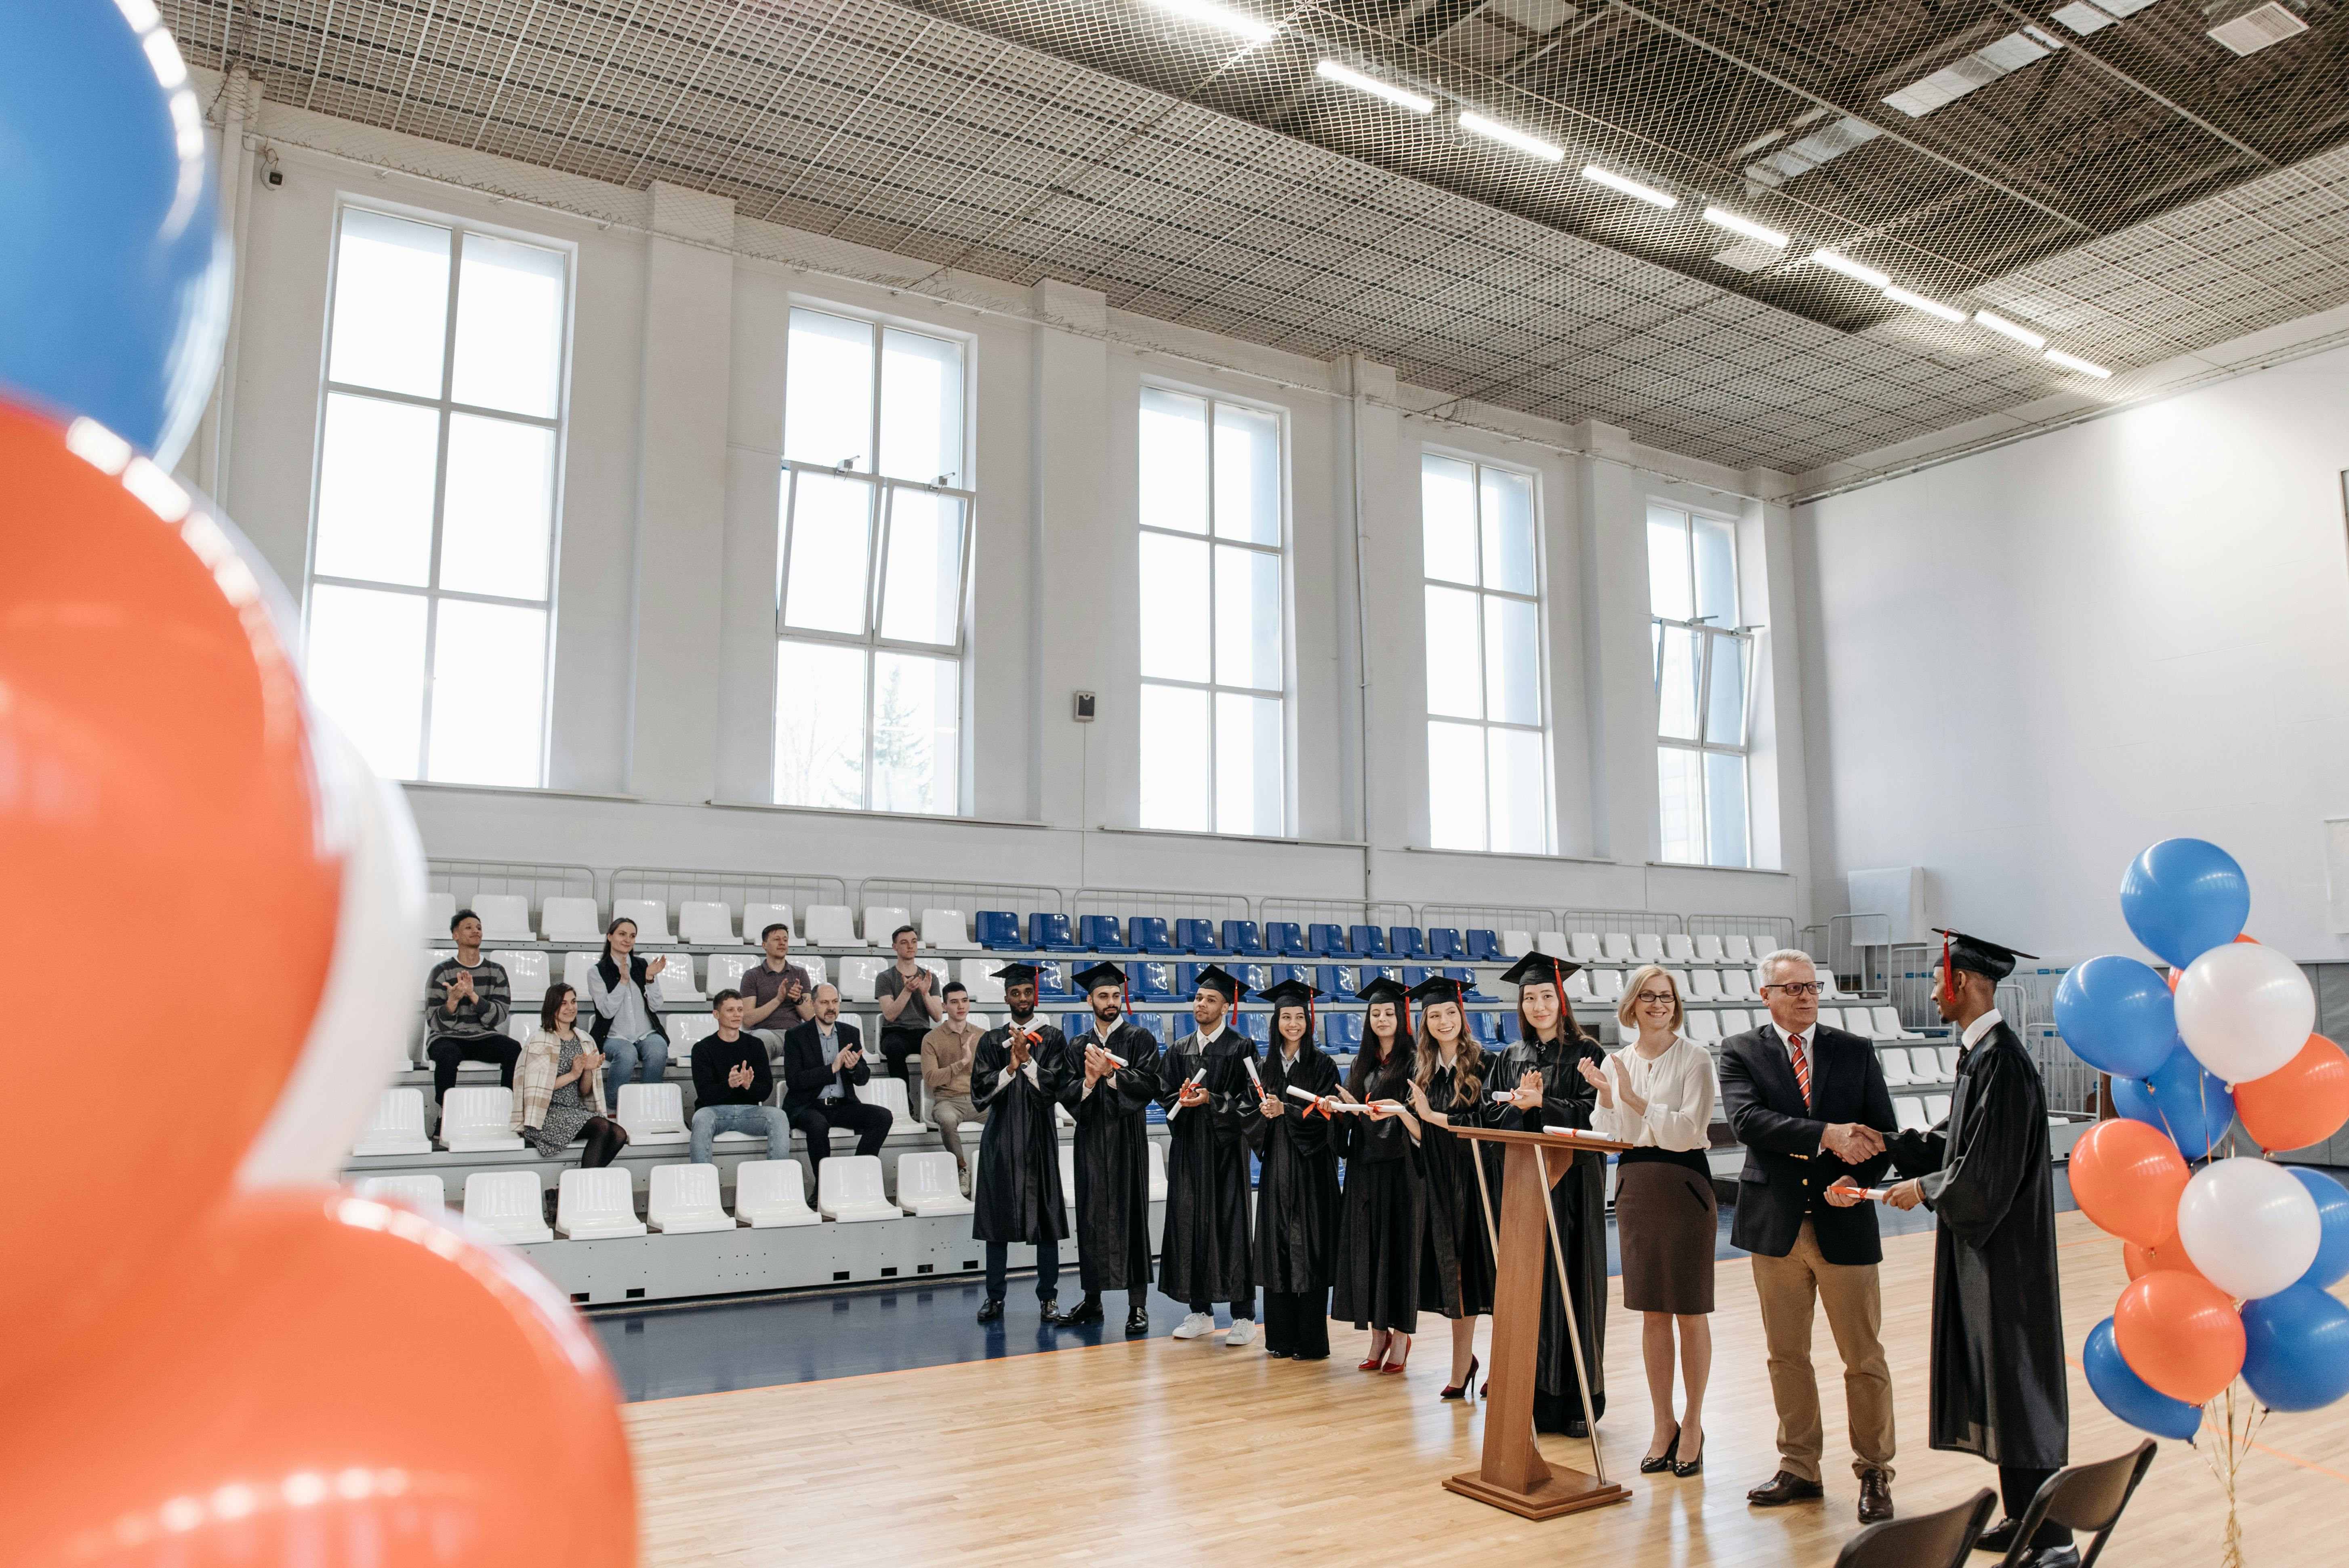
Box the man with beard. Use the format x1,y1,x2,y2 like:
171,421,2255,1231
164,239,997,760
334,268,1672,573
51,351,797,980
1157,964,1259,1345
1058,962,1164,1335
970,963,1073,1326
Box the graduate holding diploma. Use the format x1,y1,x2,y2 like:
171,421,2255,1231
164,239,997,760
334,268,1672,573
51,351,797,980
1244,977,1343,1360
1060,962,1165,1335
1405,975,1497,1402
1158,965,1260,1345
970,963,1073,1326
1333,975,1422,1374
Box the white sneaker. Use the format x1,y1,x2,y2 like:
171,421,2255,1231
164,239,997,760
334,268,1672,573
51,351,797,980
1171,1312,1216,1340
1223,1318,1259,1347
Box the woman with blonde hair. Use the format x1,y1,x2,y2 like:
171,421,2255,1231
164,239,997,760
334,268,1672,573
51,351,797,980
1579,962,1719,1478
1404,975,1496,1402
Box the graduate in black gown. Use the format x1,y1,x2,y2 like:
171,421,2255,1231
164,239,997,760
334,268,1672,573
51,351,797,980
1059,962,1164,1335
969,963,1073,1325
1488,952,1611,1437
1332,976,1422,1373
1243,977,1343,1360
1859,932,2071,1567
1157,964,1259,1344
1403,974,1497,1401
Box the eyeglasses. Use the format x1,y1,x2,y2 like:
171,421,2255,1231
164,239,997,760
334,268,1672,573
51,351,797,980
1763,982,1823,997
1633,990,1677,1005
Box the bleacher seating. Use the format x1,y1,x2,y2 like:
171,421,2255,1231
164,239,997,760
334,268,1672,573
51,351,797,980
557,1167,645,1238
1132,916,1176,953
679,901,736,945
1723,935,1755,963
1131,1012,1171,1045
1467,1011,1502,1045
1565,969,1593,1002
1079,915,1133,953
464,1171,552,1242
354,1173,446,1213
960,960,1005,1003
1029,913,1077,950
1222,920,1266,954
1722,968,1759,1001
1688,968,1722,1001
920,908,971,949
837,955,885,1001
1926,1093,1952,1122
1174,918,1225,954
1591,970,1626,1003
494,948,550,1004
805,905,860,947
1685,1011,1720,1045
612,898,674,944
665,1014,700,1052
1602,933,1635,962
864,905,912,944
473,895,533,943
1315,964,1356,1000
1694,934,1724,962
895,1152,974,1216
1534,931,1571,958
1816,1007,1843,1033
1035,959,1071,998
1228,961,1267,995
1307,923,1345,956
427,891,456,933
1232,1011,1270,1043
649,1162,736,1233
1569,932,1603,962
1425,928,1463,960
1465,929,1502,961
616,1083,691,1149
1873,1006,1913,1039
1881,1048,1914,1087
1937,1046,1961,1078
1663,933,1695,962
975,911,1022,949
708,951,753,993
355,1088,432,1156
818,1156,900,1222
1633,933,1666,962
1894,1097,1929,1133
1264,921,1304,956
1325,1013,1363,1050
1128,961,1173,1000
1388,926,1424,959
541,895,600,942
1444,965,1489,1000
1148,1141,1169,1202
1501,929,1535,957
733,1160,820,1227
440,1087,523,1152
654,951,701,1002
1718,1009,1750,1034
862,1076,923,1135
742,902,793,943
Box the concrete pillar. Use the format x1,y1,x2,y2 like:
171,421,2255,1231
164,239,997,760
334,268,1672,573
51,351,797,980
1575,421,1655,865
1030,280,1110,829
1742,467,1809,890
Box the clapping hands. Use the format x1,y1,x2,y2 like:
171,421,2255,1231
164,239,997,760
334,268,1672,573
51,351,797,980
727,1059,755,1091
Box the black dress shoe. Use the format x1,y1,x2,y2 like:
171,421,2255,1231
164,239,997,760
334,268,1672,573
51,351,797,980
1059,1296,1105,1326
976,1297,1004,1323
1639,1429,1681,1475
1975,1518,2022,1554
1265,1347,1291,1358
1857,1469,1894,1524
1125,1307,1150,1336
2021,1547,2080,1568
1566,1418,1590,1440
1747,1472,1826,1507
1038,1298,1061,1324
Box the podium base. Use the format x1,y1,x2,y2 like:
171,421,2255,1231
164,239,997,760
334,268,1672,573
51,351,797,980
1443,1467,1630,1520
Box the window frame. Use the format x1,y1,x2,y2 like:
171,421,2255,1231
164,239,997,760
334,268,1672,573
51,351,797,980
1648,500,1755,868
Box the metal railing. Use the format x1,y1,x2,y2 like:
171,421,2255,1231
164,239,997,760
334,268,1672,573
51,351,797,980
1074,887,1249,927
1258,898,1415,932
427,859,595,911
857,879,1064,921
1419,902,1556,935
1558,908,1682,936
1687,912,1797,951
609,867,849,927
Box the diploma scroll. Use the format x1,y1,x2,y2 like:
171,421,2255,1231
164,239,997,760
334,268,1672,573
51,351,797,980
1167,1066,1208,1119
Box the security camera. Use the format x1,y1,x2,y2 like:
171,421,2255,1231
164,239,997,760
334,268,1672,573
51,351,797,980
260,147,283,188
265,167,283,187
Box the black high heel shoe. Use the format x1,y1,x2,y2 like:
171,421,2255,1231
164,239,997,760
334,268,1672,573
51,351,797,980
1638,1427,1681,1475
1439,1354,1480,1402
1672,1436,1704,1478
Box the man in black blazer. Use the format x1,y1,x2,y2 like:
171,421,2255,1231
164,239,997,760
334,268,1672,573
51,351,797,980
781,983,893,1177
1718,950,1900,1525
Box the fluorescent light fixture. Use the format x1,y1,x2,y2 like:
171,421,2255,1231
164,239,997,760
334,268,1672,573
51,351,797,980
1973,309,2048,349
1702,207,1787,248
1809,250,1890,288
2045,348,2113,378
1883,285,1965,323
1581,164,1677,207
1144,0,1274,44
1314,60,1433,114
1459,112,1564,162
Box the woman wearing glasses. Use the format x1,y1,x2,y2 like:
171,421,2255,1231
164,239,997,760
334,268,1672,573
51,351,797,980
1582,963,1720,1478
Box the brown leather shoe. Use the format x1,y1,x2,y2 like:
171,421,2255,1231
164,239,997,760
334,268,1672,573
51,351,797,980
1746,1471,1826,1507
1857,1469,1894,1524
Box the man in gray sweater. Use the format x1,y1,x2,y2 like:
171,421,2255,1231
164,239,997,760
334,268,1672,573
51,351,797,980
425,908,517,1112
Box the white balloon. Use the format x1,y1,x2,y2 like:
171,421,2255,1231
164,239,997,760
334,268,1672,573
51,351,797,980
2176,1156,2321,1300
2174,940,2313,1085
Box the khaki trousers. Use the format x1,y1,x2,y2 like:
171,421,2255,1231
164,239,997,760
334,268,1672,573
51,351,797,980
1749,1219,1896,1483
931,1094,982,1164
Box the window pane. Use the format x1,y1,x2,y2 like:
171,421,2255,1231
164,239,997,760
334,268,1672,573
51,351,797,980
427,599,546,786
1216,691,1283,836
1425,585,1481,719
1139,533,1209,682
1140,683,1210,831
1212,403,1279,545
1139,389,1208,536
877,490,963,646
438,414,554,599
1657,747,1704,864
878,329,963,485
1647,506,1692,621
451,234,565,417
1656,624,1699,740
1214,544,1281,692
1480,468,1535,595
774,639,867,808
1428,720,1488,851
1483,595,1539,726
1706,751,1750,869
782,309,873,469
1488,726,1547,855
1693,515,1738,625
1421,454,1476,585
781,471,874,635
1703,632,1747,746
306,584,426,780
871,650,958,815
328,209,449,397
312,393,438,589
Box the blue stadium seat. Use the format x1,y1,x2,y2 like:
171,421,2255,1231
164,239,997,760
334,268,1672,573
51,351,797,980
1127,961,1173,1000
1062,1011,1093,1040
1235,963,1271,996
1348,925,1388,957
1268,962,1312,988
1079,915,1136,954
1221,920,1266,955
1401,965,1430,987
1465,929,1502,962
1362,963,1403,992
1467,1011,1502,1045
1131,1011,1171,1045
1036,959,1071,998
1495,1011,1520,1043
1447,964,1493,1000
1388,926,1426,959
1175,918,1228,955
1172,961,1204,998
1316,964,1358,1000
1306,923,1345,956
1325,1013,1364,1050
1028,913,1077,951
1264,921,1305,956
1425,928,1464,961
1131,917,1176,954
1232,1011,1270,1044
976,911,1024,950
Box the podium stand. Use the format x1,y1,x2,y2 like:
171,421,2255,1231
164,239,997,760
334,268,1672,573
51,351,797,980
1443,1125,1635,1520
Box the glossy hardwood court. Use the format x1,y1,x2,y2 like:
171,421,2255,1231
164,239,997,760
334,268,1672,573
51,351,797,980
626,1212,2346,1566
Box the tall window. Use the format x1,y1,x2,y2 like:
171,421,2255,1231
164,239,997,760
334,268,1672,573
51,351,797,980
776,308,972,815
1649,503,1752,867
1421,454,1549,854
1136,388,1287,836
304,206,569,786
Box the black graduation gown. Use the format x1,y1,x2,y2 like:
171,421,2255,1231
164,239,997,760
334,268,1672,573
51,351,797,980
1417,1060,1498,1320
1060,1020,1163,1293
1490,1034,1610,1428
1156,1028,1258,1307
1888,1021,2069,1468
1333,1047,1423,1333
1243,1043,1343,1293
969,1022,1073,1246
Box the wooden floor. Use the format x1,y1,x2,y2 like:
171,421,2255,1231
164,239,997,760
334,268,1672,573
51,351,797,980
626,1212,2345,1567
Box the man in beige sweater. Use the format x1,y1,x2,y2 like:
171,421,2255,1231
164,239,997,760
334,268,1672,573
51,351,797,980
921,981,988,1193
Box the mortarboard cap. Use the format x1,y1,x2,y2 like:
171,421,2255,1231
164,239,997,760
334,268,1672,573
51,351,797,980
992,962,1043,986
1190,963,1248,1003
1354,975,1409,1008
1070,961,1129,995
1405,972,1470,1007
1256,976,1323,1010
1497,951,1582,990
1931,930,2037,983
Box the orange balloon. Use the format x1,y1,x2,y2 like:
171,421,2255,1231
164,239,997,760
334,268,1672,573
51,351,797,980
0,402,341,1376
2124,1238,2212,1288
0,1188,633,1567
2113,1270,2245,1405
2235,1034,2349,1153
2070,1118,2190,1247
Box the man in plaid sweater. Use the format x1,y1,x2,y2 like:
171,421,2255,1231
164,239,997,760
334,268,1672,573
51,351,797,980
425,908,518,1111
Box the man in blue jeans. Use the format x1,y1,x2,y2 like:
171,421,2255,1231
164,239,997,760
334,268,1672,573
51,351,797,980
688,990,791,1163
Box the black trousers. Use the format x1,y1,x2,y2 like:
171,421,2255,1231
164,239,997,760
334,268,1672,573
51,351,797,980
788,1100,892,1168
986,1240,1058,1301
427,1036,519,1103
1190,1295,1256,1320
2001,1465,2073,1547
1263,1290,1330,1358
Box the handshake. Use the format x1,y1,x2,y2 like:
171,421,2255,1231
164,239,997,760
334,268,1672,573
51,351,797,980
1822,1122,1886,1163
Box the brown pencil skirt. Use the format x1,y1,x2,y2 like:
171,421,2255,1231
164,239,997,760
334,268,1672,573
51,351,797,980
1613,1158,1717,1315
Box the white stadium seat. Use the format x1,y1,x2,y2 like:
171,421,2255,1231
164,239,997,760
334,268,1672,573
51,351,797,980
1814,1008,1844,1033
861,1075,923,1134
1938,1047,1962,1079
1693,934,1724,963
505,1011,533,1043
1926,1094,1952,1122
1666,969,1693,997
818,1156,900,1222
1722,969,1759,1001
960,960,1006,1004
562,950,599,993
556,1168,646,1238
465,1171,553,1243
1906,1048,1942,1082
494,948,550,1004
540,896,601,943
1568,932,1603,962
1592,970,1626,1003
1059,1146,1078,1211
1817,971,1842,1000
1880,1049,1914,1087
1534,931,1571,958
440,1087,523,1152
354,1089,431,1156
1685,1011,1721,1045
1872,1007,1912,1040
805,905,860,946
1602,933,1635,962
354,1173,445,1213
426,891,456,935
895,1152,974,1216
1565,969,1593,1001
649,1163,736,1233
679,901,737,945
1148,1141,1169,1202
1894,1096,1930,1133
612,898,674,944
654,951,702,1002
1501,930,1536,958
1688,968,1723,1001
1663,934,1695,962
838,955,885,1002
921,908,972,949
733,1160,821,1227
666,1013,702,1051
1716,1009,1750,1035
471,894,532,944
617,1082,690,1147
707,952,754,993
1633,933,1666,962
863,905,913,944
1722,935,1755,963
743,903,794,945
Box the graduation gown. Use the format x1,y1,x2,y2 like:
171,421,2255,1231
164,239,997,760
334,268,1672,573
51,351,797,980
1490,1033,1610,1427
1060,1019,1163,1292
969,1021,1073,1246
1888,1020,2069,1468
1243,1042,1343,1294
1333,1046,1423,1332
1156,1028,1258,1306
1417,1060,1498,1320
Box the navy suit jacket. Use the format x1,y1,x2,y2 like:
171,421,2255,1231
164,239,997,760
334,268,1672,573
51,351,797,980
1718,1021,1897,1265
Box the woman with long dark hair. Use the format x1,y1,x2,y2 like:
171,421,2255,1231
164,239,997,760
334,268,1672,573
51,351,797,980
585,916,672,1101
1332,975,1422,1374
509,983,632,1168
1404,974,1495,1402
1244,977,1342,1361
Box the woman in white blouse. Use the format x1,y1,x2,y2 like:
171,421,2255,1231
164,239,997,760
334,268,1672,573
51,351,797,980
1580,963,1719,1480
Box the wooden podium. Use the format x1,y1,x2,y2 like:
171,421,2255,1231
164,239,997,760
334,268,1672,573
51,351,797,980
1442,1125,1635,1521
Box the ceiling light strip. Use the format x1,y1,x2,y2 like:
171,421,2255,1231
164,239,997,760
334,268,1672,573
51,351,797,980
1580,164,1677,207
1459,112,1564,162
1883,284,1965,323
1142,0,1274,44
1701,206,1787,247
1314,59,1432,114
1808,250,1889,288
1973,309,2048,349
2045,349,2113,378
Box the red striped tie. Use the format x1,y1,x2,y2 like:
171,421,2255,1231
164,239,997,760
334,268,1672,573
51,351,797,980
1790,1032,1811,1108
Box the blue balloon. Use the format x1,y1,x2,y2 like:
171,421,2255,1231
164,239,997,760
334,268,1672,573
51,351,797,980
2084,1316,2203,1439
0,0,229,462
2112,1044,2235,1160
2289,1168,2349,1289
2242,1283,2349,1411
2054,955,2180,1079
2120,839,2250,971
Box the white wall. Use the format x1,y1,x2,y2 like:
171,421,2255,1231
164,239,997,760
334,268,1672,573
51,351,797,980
1798,343,2349,962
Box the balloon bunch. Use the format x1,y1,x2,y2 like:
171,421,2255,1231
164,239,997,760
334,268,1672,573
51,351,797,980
0,9,632,1566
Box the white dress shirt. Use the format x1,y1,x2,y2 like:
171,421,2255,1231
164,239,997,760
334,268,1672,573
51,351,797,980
1961,1007,2003,1049
1589,1036,1718,1151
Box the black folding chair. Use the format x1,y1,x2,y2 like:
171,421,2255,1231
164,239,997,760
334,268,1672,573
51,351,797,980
1835,1487,1997,1568
1996,1440,2159,1568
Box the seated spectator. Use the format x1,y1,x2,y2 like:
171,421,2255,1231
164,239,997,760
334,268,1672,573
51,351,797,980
690,989,791,1164
587,916,670,1097
741,921,814,1057
509,984,630,1167
920,980,988,1192
425,909,517,1114
782,984,892,1175
875,924,944,1102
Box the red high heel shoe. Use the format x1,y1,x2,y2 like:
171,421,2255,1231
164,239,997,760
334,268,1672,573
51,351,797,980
1380,1334,1411,1374
1358,1333,1390,1372
1439,1354,1479,1402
